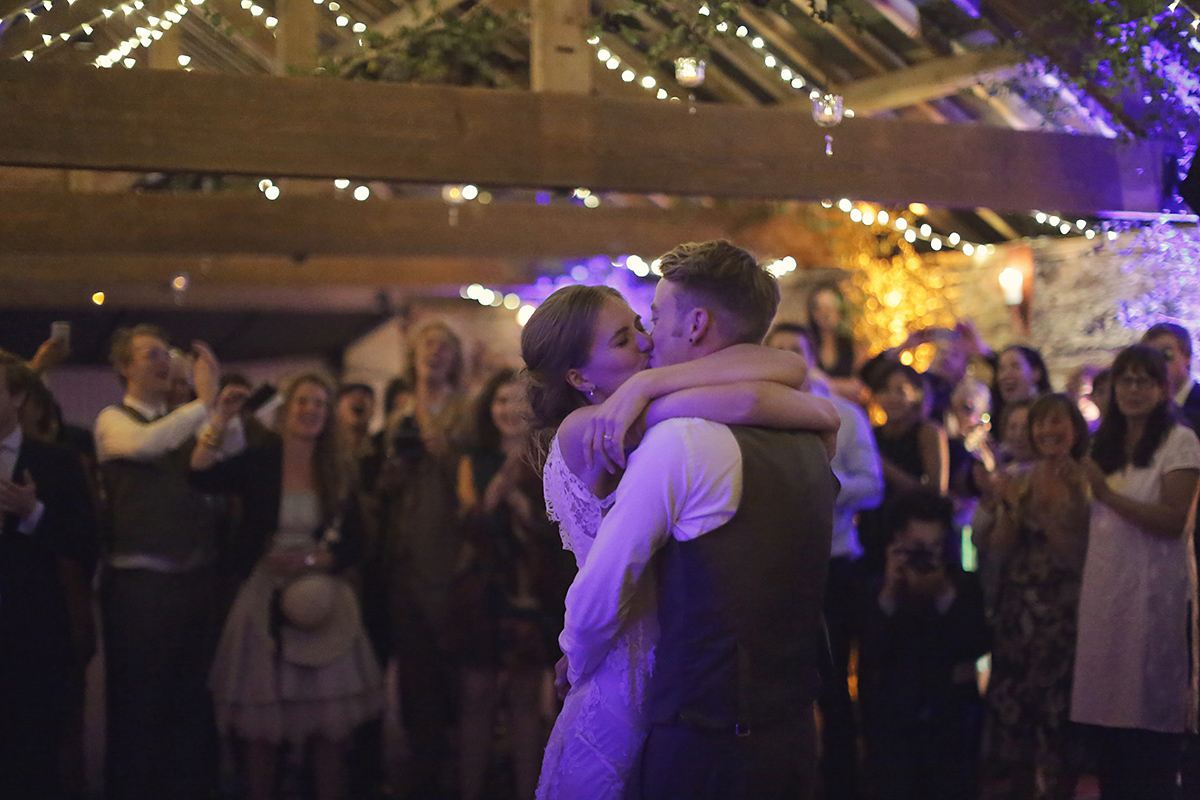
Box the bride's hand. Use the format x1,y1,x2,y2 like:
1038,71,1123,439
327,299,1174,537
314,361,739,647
585,377,651,472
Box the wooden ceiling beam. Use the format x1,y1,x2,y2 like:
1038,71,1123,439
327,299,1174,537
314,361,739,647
837,47,1027,115
0,191,735,257
0,253,536,286
0,63,1166,213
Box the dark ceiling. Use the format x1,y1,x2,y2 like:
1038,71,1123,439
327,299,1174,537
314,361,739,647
0,308,389,367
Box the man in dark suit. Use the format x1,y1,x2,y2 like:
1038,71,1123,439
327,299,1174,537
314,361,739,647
1143,322,1200,431
0,352,98,799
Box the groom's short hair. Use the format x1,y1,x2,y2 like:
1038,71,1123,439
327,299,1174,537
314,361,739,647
657,240,780,344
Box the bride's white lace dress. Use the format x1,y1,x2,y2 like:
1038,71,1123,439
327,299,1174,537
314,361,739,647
535,435,659,800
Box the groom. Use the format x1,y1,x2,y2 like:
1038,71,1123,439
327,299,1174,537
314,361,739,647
559,240,837,799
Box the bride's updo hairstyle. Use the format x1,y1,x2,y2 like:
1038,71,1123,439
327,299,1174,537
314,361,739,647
521,284,624,430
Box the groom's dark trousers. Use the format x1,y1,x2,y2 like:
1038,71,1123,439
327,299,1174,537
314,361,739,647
636,708,818,800
635,427,835,800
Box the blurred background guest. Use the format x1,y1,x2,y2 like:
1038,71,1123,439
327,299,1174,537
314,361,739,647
858,362,949,579
981,394,1090,800
192,371,381,800
374,318,472,800
449,368,564,800
1074,344,1200,800
859,490,989,800
806,281,868,404
991,346,1052,443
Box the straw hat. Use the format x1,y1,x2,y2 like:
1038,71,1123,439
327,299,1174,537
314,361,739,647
278,574,362,667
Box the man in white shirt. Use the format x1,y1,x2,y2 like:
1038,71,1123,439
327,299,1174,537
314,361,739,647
560,241,838,799
94,324,244,800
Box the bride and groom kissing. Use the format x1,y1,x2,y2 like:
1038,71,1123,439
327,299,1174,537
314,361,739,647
520,240,841,800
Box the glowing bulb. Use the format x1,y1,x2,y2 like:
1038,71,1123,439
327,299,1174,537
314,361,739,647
335,15,348,26
172,274,189,291
904,229,917,242
909,202,928,215
930,238,942,250
962,243,975,256
751,36,764,48
333,179,349,189
657,88,668,100
258,179,273,191
606,57,620,70
583,195,600,208
791,77,805,89
1059,222,1071,234
837,198,852,213
781,68,792,80
461,184,479,201
265,15,277,26
736,25,747,37
264,185,280,200
621,69,635,82
998,267,1024,305
849,208,862,222
1076,219,1087,229
587,36,599,44
716,21,728,32
123,57,136,68
877,210,889,225
596,48,610,61
354,185,370,201
92,291,105,305
894,217,907,231
352,22,365,32
517,305,535,326
947,232,960,245
641,75,656,89
764,55,776,68
177,54,191,66
1047,214,1061,225
919,224,932,237
249,4,263,15
1035,211,1047,223
504,293,520,310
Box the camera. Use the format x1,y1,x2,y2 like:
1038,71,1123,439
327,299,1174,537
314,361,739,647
391,416,424,459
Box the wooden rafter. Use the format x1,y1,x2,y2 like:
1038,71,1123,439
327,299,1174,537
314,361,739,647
837,47,1026,114
0,63,1167,213
0,191,735,257
0,253,536,286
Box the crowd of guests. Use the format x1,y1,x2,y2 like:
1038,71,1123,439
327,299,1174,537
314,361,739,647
763,284,1199,800
1,280,1199,800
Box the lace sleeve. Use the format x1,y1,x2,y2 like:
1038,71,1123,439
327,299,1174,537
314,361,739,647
542,435,612,567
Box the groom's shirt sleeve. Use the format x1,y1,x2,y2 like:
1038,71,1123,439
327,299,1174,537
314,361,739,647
559,418,743,684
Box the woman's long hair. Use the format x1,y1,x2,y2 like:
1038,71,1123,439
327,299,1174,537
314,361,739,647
471,367,522,454
1028,393,1089,460
520,285,623,430
1090,345,1176,474
805,281,852,355
276,371,353,519
991,344,1053,441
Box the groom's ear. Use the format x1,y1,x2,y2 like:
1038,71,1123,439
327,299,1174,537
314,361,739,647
689,307,713,344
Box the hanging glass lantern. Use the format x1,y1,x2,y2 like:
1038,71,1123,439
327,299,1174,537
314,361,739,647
675,57,705,114
812,93,845,155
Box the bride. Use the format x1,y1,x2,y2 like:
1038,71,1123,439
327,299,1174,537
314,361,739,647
520,284,839,799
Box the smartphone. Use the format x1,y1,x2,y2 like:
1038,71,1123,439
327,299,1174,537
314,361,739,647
51,320,71,348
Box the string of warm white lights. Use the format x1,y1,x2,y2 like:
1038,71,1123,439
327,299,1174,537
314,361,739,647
14,0,148,61
93,2,190,68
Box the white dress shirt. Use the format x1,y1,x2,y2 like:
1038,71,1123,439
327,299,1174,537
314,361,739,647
560,418,743,684
811,381,885,559
95,396,244,464
0,427,45,534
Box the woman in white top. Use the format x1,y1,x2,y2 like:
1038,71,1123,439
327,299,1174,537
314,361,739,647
1075,343,1200,799
520,284,840,800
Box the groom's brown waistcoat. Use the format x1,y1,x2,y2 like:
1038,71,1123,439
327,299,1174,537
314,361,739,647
645,425,836,732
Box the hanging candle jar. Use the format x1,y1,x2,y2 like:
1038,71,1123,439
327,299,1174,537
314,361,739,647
812,92,845,156
441,184,466,226
675,57,705,114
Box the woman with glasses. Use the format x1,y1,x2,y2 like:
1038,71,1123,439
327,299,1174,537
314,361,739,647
1073,344,1200,799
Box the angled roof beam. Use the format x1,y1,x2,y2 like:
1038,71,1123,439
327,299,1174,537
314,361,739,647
837,46,1026,114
